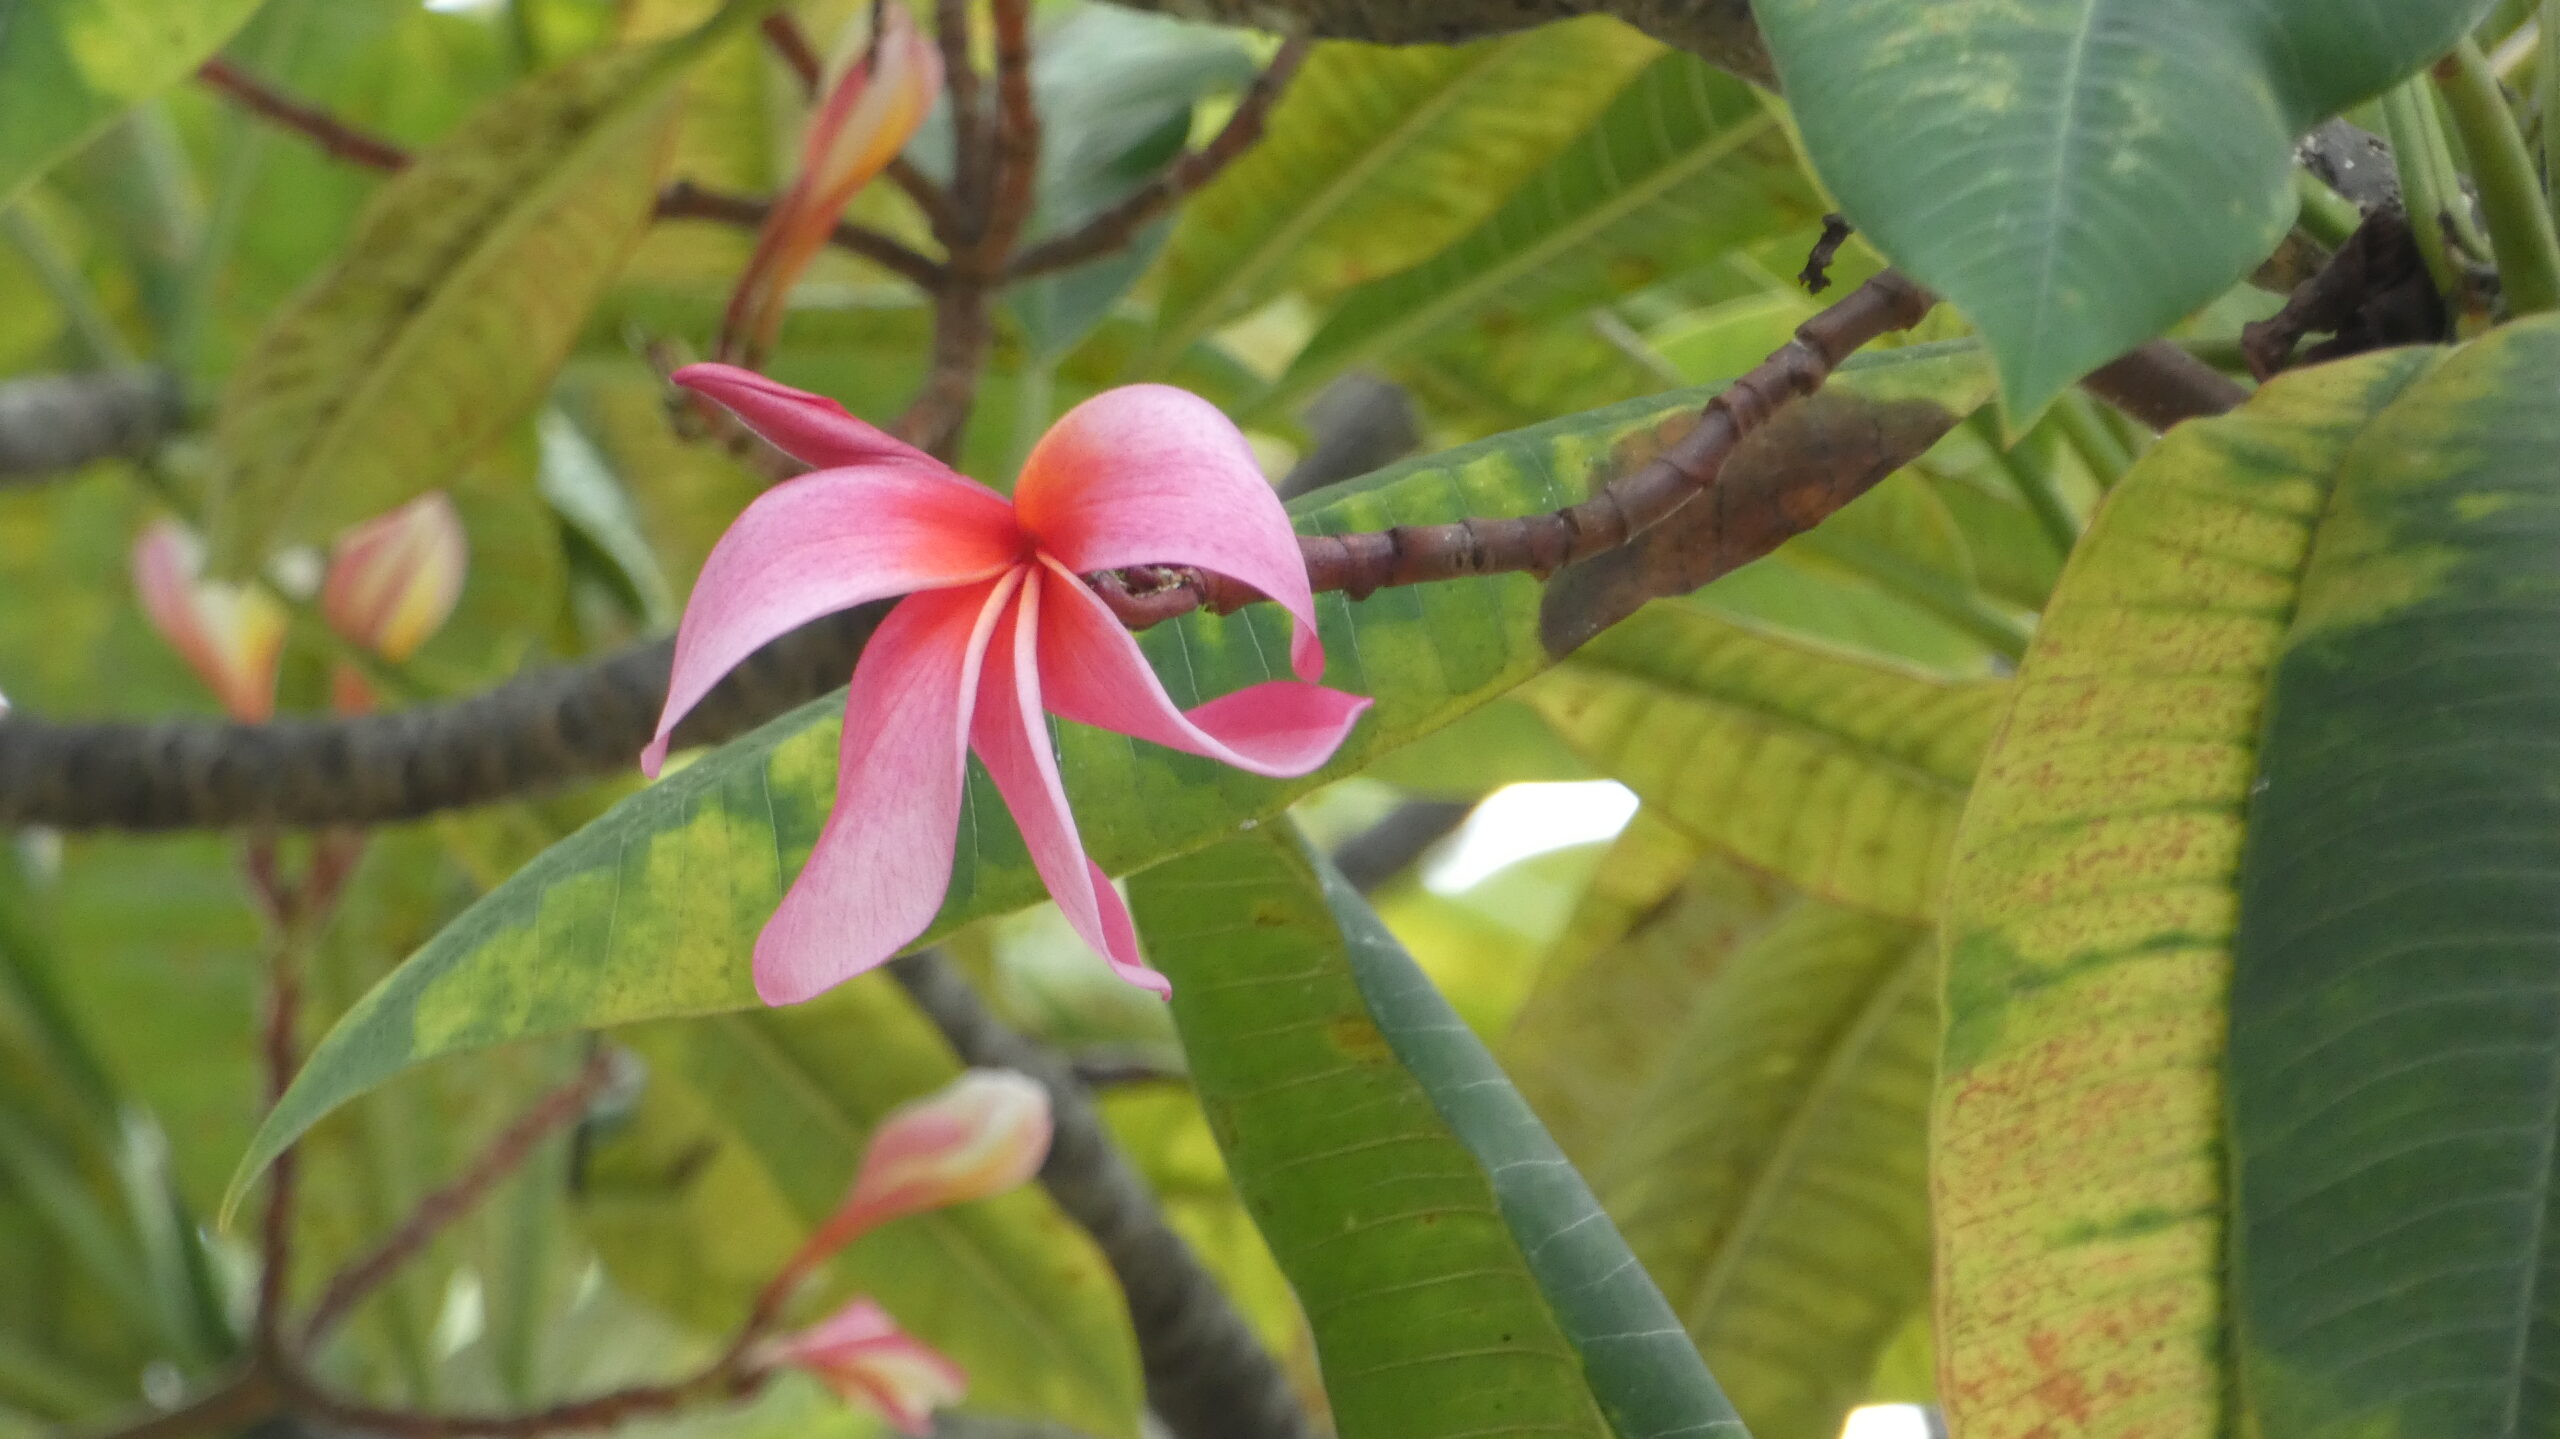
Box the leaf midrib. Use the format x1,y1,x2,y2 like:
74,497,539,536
1282,86,1779,398
1147,37,1521,367
1670,932,1928,1336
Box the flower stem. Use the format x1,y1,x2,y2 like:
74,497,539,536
2293,169,2364,251
2437,38,2560,313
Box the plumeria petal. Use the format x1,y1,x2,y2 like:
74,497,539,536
1012,385,1328,681
642,464,1023,776
754,572,1023,1006
673,363,947,472
968,581,1170,997
1033,558,1368,777
769,1297,966,1437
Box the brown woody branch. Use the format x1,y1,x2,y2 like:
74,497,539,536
301,1050,618,1348
759,12,826,94
1008,36,1312,279
199,59,413,170
1091,270,1939,629
0,271,1985,833
656,180,944,288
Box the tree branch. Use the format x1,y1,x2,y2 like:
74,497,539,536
0,370,183,487
887,952,1314,1439
199,59,414,170
2079,340,2250,433
656,180,944,289
0,274,1940,832
1007,36,1312,279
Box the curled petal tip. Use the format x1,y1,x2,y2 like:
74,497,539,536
638,736,670,781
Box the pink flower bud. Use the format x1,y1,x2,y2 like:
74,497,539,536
843,1069,1051,1232
768,1298,966,1436
720,2,942,361
132,519,287,723
321,493,467,662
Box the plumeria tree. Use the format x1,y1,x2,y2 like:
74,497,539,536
2,1,2557,1438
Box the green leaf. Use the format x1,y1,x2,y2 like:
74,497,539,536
208,19,728,567
1271,52,1817,410
0,0,265,206
227,342,1994,1211
1935,341,2441,1438
1143,19,1662,369
577,978,1144,1437
1130,825,1743,1439
1751,0,2495,418
1596,902,1934,1439
2226,318,2560,1435
1523,605,2008,922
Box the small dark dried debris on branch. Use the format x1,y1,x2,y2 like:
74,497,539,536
2242,207,2450,379
1797,213,1854,293
0,370,183,486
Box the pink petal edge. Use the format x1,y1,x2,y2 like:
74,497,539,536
968,580,1172,998
751,573,1023,1006
640,466,1022,778
1011,384,1326,682
673,363,948,472
1033,559,1367,777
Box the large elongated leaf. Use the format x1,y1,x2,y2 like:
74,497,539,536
1524,605,2008,922
1142,20,1661,369
577,979,1143,1437
228,342,1996,1208
1599,903,1933,1439
1273,52,1816,409
209,11,751,565
1752,0,2493,418
1935,344,2440,1439
0,0,264,206
1131,826,1742,1439
2227,319,2560,1436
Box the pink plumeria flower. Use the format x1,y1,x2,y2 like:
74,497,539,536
323,492,467,663
722,3,942,361
133,519,288,723
643,365,1370,1004
766,1298,965,1436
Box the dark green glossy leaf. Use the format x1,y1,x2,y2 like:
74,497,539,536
1752,0,2494,417
2229,316,2560,1436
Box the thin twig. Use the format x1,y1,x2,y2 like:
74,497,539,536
300,1050,617,1348
884,156,957,235
759,12,825,95
198,59,412,171
247,842,302,1364
1009,35,1308,278
657,179,944,287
